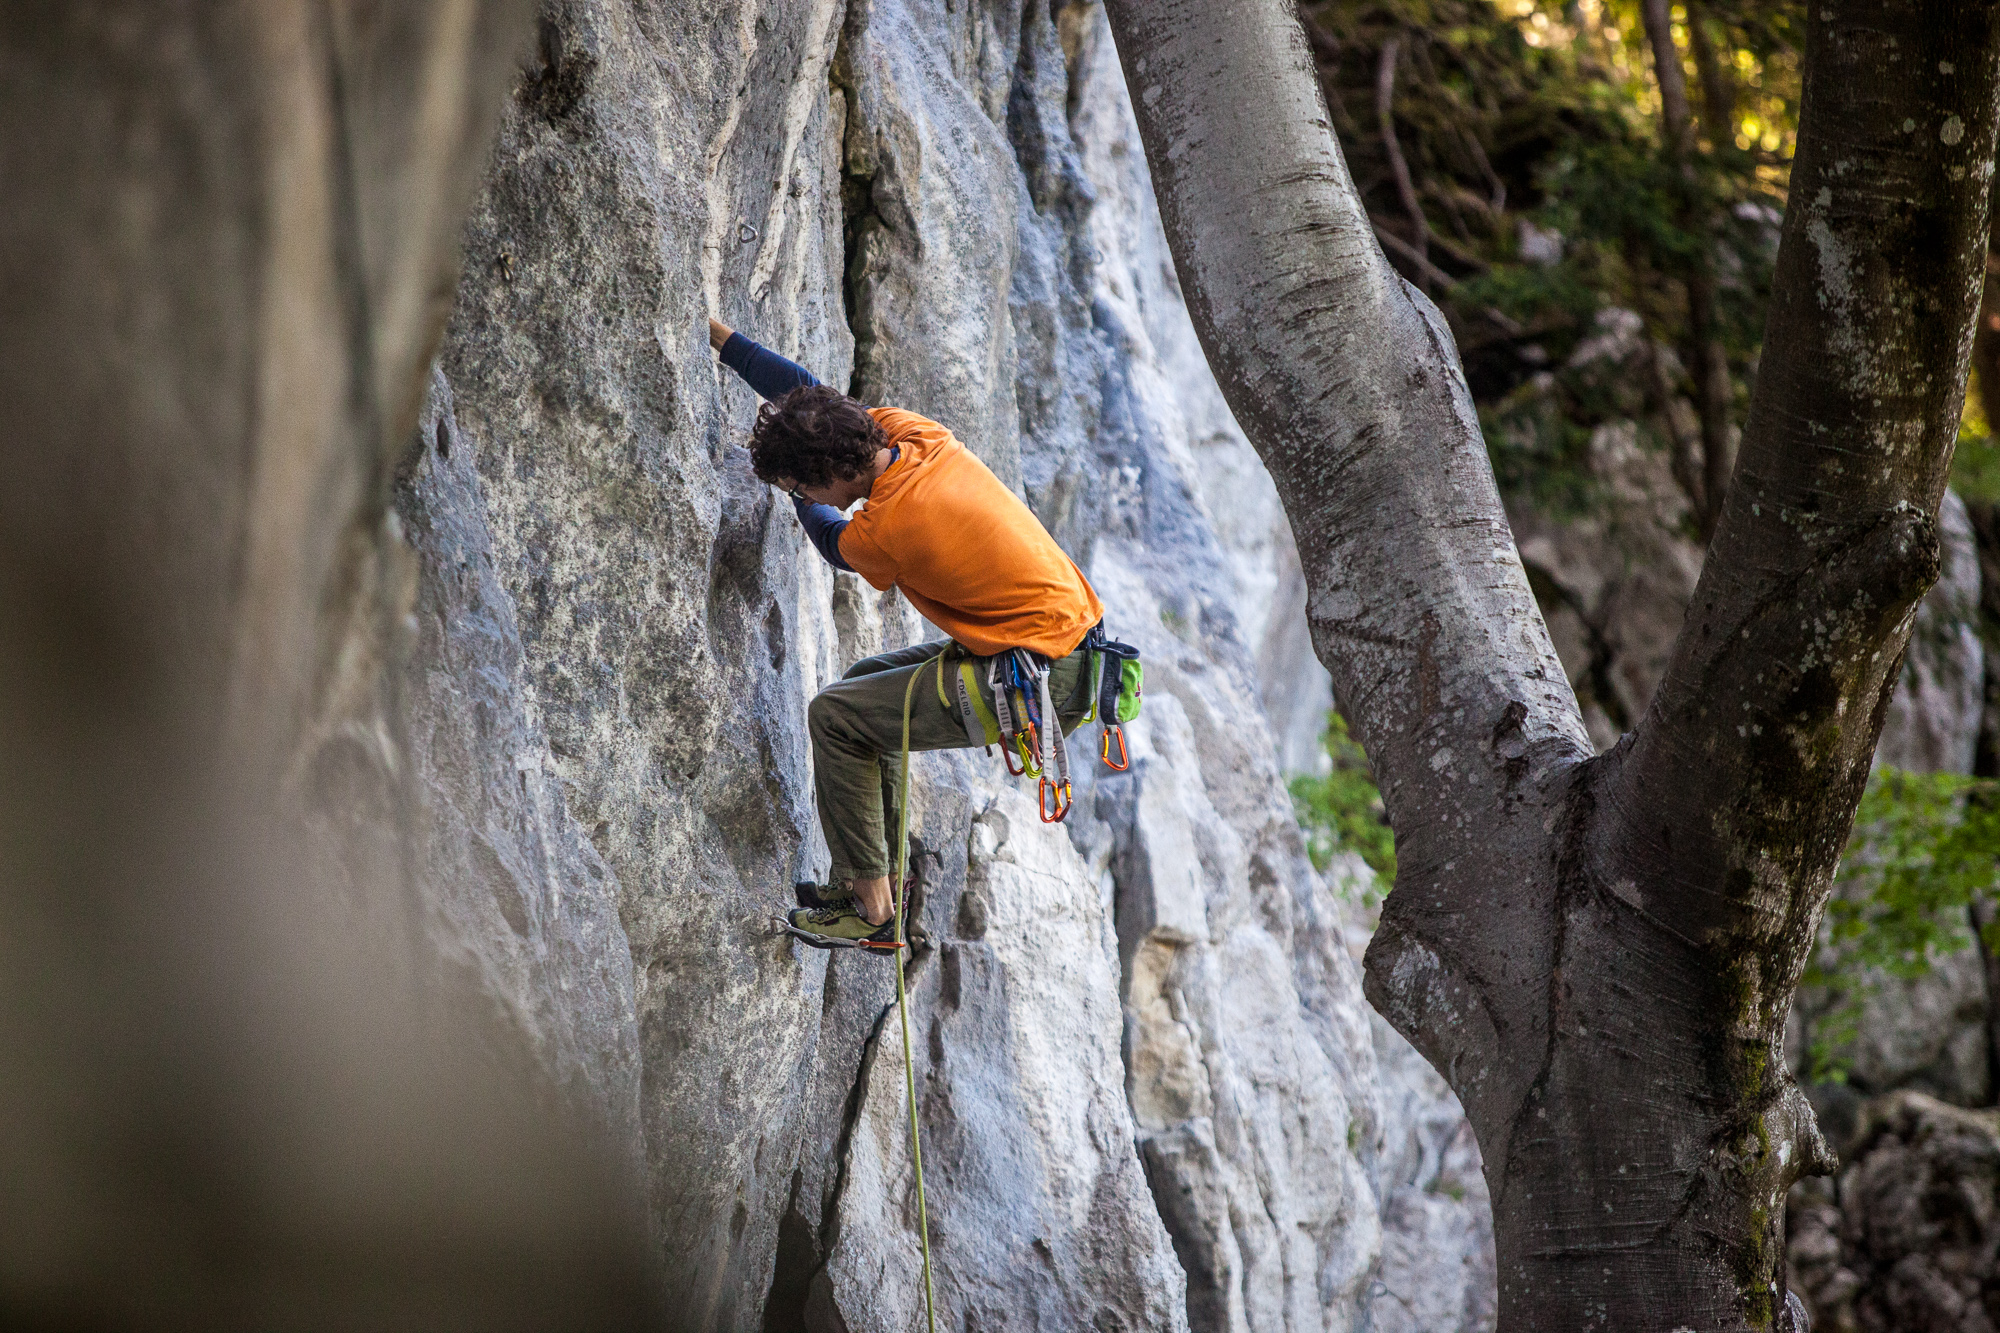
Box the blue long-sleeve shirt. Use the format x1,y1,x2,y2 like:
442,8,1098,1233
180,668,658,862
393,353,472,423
719,333,856,572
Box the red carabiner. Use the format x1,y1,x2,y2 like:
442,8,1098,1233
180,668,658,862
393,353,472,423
1100,725,1130,772
1001,734,1028,776
1038,776,1073,823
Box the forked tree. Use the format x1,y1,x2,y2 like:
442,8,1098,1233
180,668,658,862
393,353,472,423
1103,0,2000,1327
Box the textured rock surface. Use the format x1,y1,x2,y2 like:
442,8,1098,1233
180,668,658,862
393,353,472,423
399,368,644,1153
1365,1016,1498,1333
1790,1092,2000,1333
404,1,1498,1330
1879,491,1987,776
1502,309,1707,754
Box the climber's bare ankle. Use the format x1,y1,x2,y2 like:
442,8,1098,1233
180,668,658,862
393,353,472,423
849,875,893,926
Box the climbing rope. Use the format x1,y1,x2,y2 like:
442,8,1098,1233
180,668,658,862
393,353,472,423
891,656,941,1333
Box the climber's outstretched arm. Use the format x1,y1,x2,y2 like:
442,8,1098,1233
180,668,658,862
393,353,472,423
709,318,819,401
710,319,854,573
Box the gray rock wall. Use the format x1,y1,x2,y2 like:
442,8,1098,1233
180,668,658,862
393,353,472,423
401,1,1493,1329
1788,492,1992,1123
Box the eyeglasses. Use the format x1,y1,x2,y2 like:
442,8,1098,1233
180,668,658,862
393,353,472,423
786,484,810,504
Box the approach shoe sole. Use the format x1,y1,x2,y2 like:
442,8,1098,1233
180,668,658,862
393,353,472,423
774,915,904,952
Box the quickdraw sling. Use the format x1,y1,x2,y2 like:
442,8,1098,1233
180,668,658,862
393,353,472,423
944,622,1142,823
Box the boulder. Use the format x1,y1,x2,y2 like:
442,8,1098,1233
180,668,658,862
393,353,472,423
1790,1091,2000,1333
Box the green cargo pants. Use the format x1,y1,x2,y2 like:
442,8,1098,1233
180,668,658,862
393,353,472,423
808,638,1094,883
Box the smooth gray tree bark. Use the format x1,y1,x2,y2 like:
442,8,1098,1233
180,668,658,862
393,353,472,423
1101,0,2000,1326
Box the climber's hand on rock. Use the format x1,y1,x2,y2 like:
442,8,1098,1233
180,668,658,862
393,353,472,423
708,317,733,351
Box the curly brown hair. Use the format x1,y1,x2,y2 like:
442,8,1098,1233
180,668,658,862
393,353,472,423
746,385,886,489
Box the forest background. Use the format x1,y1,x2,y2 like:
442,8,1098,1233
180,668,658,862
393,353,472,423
1287,0,2000,1113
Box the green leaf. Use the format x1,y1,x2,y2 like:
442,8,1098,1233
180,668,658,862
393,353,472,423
1289,713,1397,897
1803,768,2000,1084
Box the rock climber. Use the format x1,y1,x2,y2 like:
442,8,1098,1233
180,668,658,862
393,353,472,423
709,316,1107,952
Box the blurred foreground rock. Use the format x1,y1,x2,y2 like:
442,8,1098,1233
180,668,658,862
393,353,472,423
0,4,657,1328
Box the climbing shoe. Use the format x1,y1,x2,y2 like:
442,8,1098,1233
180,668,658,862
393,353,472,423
779,903,903,952
793,880,855,910
793,878,909,911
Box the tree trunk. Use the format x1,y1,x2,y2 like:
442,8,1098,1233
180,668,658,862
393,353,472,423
1641,0,1737,537
1685,0,1738,150
1099,0,2000,1326
1639,0,1697,158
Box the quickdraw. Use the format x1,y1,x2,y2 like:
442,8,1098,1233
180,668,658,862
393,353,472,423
1099,725,1129,772
946,625,1141,823
1039,774,1073,823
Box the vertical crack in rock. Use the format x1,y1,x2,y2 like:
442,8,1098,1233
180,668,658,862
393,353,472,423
763,839,946,1332
831,12,882,402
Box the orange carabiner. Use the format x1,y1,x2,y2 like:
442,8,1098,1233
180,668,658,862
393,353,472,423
1038,775,1073,823
1100,725,1130,772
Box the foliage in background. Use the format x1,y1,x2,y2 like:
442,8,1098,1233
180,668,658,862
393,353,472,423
1297,0,1802,515
1803,770,2000,1085
1954,370,2000,504
1290,714,1397,896
1286,2,2000,1085
1288,745,2000,1064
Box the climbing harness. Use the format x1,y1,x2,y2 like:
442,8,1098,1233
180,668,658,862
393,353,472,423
944,624,1143,823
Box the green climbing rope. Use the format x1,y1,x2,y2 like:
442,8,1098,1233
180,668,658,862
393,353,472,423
892,656,941,1333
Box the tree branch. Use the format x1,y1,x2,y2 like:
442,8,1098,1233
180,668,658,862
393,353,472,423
1368,216,1460,289
1639,0,1695,157
1611,6,2000,955
1102,0,1591,1108
1641,0,1737,538
1684,0,1737,150
1375,37,1430,280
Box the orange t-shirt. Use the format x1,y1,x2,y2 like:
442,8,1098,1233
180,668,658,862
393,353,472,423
837,408,1103,658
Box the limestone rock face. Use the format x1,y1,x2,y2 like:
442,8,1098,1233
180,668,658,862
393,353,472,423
400,368,644,1152
1879,491,1987,776
1787,494,1991,1128
407,1,1491,1330
1500,310,1707,754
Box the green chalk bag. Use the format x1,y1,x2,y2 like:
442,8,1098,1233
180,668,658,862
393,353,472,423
1086,624,1141,770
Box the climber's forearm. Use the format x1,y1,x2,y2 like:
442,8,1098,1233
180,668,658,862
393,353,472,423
794,497,855,572
716,330,820,401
